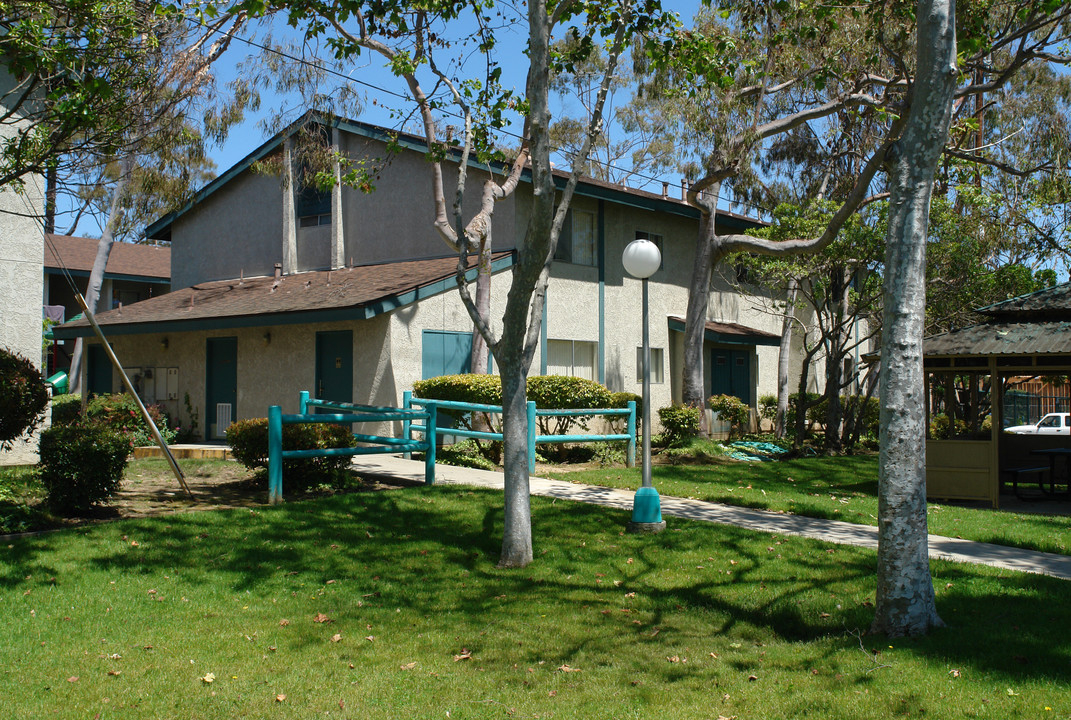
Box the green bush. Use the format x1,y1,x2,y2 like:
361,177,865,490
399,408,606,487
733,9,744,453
758,394,778,423
658,405,701,447
50,393,83,427
0,349,49,450
412,374,503,404
226,418,357,492
38,423,132,514
435,440,498,471
84,392,177,446
709,394,750,439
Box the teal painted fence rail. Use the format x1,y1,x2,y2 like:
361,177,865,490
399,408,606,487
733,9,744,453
267,391,436,504
402,392,636,473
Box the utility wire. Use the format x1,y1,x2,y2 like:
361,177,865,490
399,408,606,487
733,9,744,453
184,13,774,217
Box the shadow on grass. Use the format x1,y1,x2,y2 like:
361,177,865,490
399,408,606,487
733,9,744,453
3,484,1069,687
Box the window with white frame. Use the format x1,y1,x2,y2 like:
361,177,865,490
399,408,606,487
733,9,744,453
634,230,664,270
547,339,598,380
553,209,597,266
635,346,665,384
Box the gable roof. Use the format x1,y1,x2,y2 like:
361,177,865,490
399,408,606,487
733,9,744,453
44,234,170,282
667,316,780,346
52,252,514,339
924,282,1071,358
144,113,762,241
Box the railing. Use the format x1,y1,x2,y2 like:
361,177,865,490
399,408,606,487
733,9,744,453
402,391,635,472
267,391,436,504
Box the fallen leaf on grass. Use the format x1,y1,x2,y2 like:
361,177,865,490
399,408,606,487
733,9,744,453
313,613,331,624
275,694,287,702
400,662,418,671
279,619,291,626
107,670,121,677
67,676,79,683
454,650,472,662
201,673,215,684
950,669,961,677
748,675,758,682
364,635,375,642
557,664,581,673
331,634,342,643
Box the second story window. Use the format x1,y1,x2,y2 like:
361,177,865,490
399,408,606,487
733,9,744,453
554,209,597,266
298,184,331,227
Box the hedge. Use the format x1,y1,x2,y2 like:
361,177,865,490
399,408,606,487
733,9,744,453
0,348,49,449
226,418,357,492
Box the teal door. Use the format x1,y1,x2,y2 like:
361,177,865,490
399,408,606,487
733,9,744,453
316,330,353,405
421,330,492,379
86,345,112,396
206,336,237,439
711,348,751,403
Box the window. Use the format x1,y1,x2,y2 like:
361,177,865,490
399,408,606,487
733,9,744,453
634,230,664,270
554,209,597,265
547,339,598,380
298,184,331,227
635,347,665,384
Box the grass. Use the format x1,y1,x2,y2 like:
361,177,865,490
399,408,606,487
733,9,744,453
544,455,1071,556
1,486,1069,719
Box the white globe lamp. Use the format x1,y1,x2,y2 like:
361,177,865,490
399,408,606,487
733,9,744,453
622,238,661,279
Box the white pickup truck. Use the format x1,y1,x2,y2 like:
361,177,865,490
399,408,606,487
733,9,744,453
1004,412,1071,435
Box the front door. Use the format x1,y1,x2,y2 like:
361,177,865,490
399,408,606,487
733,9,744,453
86,344,112,396
206,336,237,439
711,348,751,404
316,330,353,406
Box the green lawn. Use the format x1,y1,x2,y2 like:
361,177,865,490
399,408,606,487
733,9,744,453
544,456,1071,556
2,486,1069,719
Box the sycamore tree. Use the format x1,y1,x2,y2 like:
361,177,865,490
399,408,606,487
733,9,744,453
239,0,676,567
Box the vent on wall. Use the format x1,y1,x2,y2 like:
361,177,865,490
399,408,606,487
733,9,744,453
215,403,233,438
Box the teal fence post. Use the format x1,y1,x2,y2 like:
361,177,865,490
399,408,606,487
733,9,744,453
299,390,310,415
268,405,283,504
527,400,537,474
402,391,412,460
424,402,437,484
626,400,637,468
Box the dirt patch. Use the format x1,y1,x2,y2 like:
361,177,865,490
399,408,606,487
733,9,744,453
73,460,403,525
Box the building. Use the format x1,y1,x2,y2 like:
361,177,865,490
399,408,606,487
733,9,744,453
43,234,171,376
54,115,806,440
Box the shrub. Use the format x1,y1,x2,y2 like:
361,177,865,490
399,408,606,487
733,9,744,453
412,374,503,405
50,393,83,427
38,423,132,514
758,394,778,424
435,440,497,471
226,418,357,492
658,405,701,447
84,392,177,446
0,349,49,450
709,394,750,439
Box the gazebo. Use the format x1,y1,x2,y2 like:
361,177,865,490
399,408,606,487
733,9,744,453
924,283,1071,508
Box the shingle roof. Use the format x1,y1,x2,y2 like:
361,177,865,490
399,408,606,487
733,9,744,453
53,252,513,338
924,320,1071,357
667,315,781,346
44,234,170,280
976,282,1071,316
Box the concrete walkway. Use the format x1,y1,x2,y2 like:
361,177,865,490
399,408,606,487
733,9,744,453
350,455,1071,582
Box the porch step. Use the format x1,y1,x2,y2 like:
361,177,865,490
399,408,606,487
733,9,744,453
133,445,233,460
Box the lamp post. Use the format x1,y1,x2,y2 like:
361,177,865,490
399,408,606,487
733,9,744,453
622,238,666,533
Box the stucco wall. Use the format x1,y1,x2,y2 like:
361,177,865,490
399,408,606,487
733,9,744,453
339,134,516,266
0,70,46,465
170,168,284,288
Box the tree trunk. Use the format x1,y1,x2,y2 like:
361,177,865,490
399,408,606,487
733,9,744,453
470,237,493,374
824,268,847,453
683,189,719,430
871,0,956,638
68,159,132,395
497,361,533,567
775,278,799,438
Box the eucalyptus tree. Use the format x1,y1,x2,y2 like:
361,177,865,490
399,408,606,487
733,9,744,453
65,6,252,394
